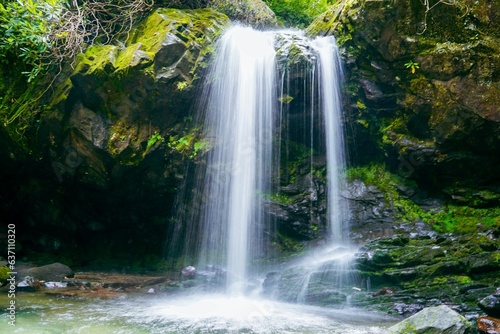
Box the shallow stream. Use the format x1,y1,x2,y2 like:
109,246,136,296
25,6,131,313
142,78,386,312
0,292,397,333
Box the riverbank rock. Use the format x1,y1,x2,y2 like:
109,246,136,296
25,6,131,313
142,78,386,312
479,293,500,318
388,305,472,334
350,231,499,318
18,263,73,282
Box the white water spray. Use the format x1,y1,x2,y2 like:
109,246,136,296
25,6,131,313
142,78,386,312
198,27,276,294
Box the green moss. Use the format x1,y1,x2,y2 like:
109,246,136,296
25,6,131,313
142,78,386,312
431,206,500,233
347,164,500,233
73,45,118,75
168,129,209,159
275,233,305,254
0,266,10,283
263,192,293,205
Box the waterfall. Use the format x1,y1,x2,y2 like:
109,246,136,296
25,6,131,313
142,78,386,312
197,26,276,295
313,37,347,243
175,25,348,296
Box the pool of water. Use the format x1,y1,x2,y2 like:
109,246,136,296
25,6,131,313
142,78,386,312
0,292,397,333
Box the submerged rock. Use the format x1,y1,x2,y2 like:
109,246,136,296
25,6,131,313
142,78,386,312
181,266,196,279
17,276,41,292
388,305,472,334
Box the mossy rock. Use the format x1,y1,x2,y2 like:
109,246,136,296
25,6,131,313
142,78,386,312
210,0,277,27
0,8,230,266
45,8,229,169
307,0,500,205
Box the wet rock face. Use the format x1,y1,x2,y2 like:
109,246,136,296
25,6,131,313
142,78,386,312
307,0,500,201
343,179,398,243
0,9,229,266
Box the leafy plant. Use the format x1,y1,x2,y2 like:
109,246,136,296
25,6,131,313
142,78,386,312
176,81,189,91
146,132,165,150
264,0,333,27
168,132,209,159
0,0,53,82
0,0,154,83
262,192,293,205
404,60,420,74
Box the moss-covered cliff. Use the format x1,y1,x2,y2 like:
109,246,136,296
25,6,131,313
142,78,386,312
0,8,229,268
308,0,500,205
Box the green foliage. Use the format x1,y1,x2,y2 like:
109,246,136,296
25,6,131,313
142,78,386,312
146,132,165,150
0,265,10,283
263,192,293,205
264,0,333,27
168,132,209,159
404,60,420,74
431,206,500,233
0,0,154,83
0,0,57,82
176,81,189,91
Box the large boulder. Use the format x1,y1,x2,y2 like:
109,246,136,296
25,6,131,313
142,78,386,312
209,0,277,27
388,305,472,334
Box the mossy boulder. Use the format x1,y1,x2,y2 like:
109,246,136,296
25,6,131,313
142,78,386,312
210,0,277,27
46,8,229,168
388,305,472,334
307,0,500,205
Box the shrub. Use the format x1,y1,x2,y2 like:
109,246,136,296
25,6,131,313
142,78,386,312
264,0,333,27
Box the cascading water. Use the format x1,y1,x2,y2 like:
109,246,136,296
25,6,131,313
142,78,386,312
176,25,352,297
279,36,356,306
313,37,348,244
197,27,276,294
